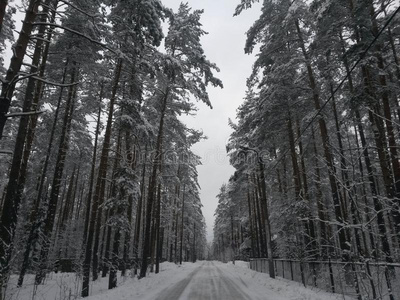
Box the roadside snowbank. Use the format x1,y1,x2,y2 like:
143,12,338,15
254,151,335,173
222,260,354,300
5,262,197,300
86,262,199,300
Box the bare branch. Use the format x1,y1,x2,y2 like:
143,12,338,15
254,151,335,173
31,76,80,87
0,150,13,155
29,35,51,44
22,62,39,69
5,111,45,118
8,72,40,88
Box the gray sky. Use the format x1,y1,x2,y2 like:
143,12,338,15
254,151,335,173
162,0,262,241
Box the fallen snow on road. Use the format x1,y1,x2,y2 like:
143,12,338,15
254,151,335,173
6,261,354,299
88,261,354,300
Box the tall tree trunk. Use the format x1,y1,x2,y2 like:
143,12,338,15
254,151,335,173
179,185,186,265
192,223,196,263
82,85,103,246
287,112,311,254
311,127,329,257
0,0,7,33
108,131,123,289
103,128,122,278
257,161,275,278
174,198,179,263
0,0,51,284
368,1,400,236
91,67,122,280
12,0,57,213
108,220,121,289
155,183,162,273
82,60,122,297
253,183,263,258
140,88,169,278
295,119,317,255
35,66,78,284
17,59,68,287
339,29,392,260
101,209,112,277
247,182,256,258
0,0,42,138
295,19,350,258
121,134,135,277
133,145,147,275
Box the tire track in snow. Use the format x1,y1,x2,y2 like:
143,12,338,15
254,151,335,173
154,264,203,300
154,261,265,300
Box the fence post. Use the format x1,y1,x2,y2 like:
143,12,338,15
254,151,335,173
282,260,285,278
261,258,263,273
290,260,294,281
328,257,335,293
384,265,395,300
300,260,306,287
350,261,362,300
312,262,317,287
365,260,377,300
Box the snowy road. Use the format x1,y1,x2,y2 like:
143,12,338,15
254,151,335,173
155,261,279,300
11,260,350,300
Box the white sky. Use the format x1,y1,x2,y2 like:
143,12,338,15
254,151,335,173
162,0,262,241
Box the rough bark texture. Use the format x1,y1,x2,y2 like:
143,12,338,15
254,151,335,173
82,86,103,246
82,60,122,297
140,88,169,278
0,0,41,138
35,66,78,284
295,19,350,258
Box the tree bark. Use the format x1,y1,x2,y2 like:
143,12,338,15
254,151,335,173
295,19,350,259
82,85,103,246
17,58,68,287
140,88,169,278
108,131,123,289
121,134,135,277
35,65,78,284
133,145,147,275
0,0,42,138
82,60,122,297
0,0,53,285
155,183,162,273
257,161,275,278
179,185,185,265
247,181,256,258
0,0,7,34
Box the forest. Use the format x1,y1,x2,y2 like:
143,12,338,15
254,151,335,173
0,0,221,298
213,0,400,297
3,0,400,299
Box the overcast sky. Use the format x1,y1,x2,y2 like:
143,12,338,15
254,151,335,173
162,0,262,241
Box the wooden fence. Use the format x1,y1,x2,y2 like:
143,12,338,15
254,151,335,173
249,258,400,300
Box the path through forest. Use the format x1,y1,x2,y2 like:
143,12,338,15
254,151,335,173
84,261,353,300
155,261,265,300
5,261,354,299
153,261,355,300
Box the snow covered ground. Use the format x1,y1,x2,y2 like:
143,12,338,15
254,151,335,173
5,261,355,300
